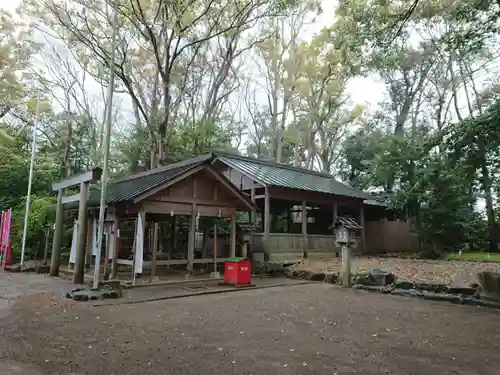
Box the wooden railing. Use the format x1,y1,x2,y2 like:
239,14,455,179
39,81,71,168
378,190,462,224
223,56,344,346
252,233,360,255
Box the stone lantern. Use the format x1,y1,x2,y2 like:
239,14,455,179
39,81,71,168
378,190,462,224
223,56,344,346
332,218,362,287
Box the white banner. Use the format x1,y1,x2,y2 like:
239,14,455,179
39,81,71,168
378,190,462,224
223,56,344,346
92,219,98,256
69,221,78,263
134,213,144,274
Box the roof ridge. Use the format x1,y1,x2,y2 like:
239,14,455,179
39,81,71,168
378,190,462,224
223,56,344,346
213,152,333,178
111,154,212,184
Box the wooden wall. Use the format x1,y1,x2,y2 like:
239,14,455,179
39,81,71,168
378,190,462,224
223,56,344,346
365,219,416,254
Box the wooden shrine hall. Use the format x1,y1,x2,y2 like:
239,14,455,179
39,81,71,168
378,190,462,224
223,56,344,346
50,152,410,284
51,156,256,284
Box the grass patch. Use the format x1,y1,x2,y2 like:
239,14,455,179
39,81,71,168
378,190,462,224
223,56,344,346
447,252,500,262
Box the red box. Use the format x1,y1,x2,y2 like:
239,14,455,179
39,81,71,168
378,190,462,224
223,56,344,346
224,258,252,285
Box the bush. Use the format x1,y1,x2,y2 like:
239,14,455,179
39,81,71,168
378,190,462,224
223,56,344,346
419,247,446,260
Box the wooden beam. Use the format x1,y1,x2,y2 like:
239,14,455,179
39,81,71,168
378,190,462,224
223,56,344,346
230,213,236,257
268,186,362,207
149,196,241,207
62,193,81,204
187,204,196,273
49,189,63,276
151,222,159,278
301,201,308,254
360,203,365,253
52,168,102,192
264,186,270,240
142,201,235,217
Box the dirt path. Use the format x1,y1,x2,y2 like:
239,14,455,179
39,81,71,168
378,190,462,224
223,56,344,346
0,278,498,375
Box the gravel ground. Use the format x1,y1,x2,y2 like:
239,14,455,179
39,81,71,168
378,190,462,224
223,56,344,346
0,277,499,375
294,257,500,285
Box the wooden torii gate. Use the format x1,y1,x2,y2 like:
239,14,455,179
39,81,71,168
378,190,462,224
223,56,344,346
50,168,102,284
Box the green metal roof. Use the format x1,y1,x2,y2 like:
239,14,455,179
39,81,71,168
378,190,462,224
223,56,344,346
67,152,372,210
214,154,370,200
85,154,211,206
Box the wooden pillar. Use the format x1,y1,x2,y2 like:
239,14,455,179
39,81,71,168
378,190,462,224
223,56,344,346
187,204,196,274
250,188,256,224
43,226,50,265
210,223,220,278
110,218,119,279
73,181,90,284
49,189,63,276
150,222,159,279
201,219,209,258
333,202,338,225
360,203,365,253
250,187,256,254
230,213,237,257
263,186,270,240
301,200,308,255
170,215,176,249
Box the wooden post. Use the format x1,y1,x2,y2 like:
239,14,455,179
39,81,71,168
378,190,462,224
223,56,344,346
250,187,256,253
263,187,270,240
301,200,308,256
250,187,256,224
187,204,196,275
230,213,237,257
110,218,119,279
43,227,50,265
73,181,90,284
49,189,63,276
201,219,209,259
333,202,338,225
150,222,159,279
210,223,220,278
360,203,365,253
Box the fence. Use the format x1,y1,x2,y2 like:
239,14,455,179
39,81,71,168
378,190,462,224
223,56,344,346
365,219,416,254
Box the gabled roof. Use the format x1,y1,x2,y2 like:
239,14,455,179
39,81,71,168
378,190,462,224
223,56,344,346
81,155,212,206
104,154,211,204
75,152,372,208
213,153,370,200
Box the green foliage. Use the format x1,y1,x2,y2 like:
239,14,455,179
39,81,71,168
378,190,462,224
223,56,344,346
447,252,500,262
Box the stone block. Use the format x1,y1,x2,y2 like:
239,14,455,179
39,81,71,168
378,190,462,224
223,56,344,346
36,264,50,274
477,271,500,301
323,272,338,284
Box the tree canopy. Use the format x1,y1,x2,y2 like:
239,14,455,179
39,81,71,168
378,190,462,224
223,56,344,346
0,0,498,257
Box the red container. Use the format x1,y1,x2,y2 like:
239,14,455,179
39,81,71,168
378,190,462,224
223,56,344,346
224,258,252,285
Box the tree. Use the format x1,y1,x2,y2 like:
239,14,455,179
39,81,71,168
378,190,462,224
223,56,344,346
0,10,37,120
